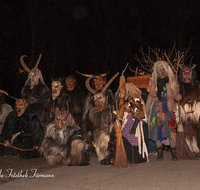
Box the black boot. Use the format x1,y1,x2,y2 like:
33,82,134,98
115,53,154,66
156,146,163,161
170,147,178,161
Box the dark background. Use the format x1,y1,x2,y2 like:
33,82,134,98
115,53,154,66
0,0,200,97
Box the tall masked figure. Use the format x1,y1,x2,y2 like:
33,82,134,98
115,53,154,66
146,61,181,161
40,77,71,133
20,54,51,118
0,98,44,158
177,62,200,156
62,75,86,125
79,72,118,162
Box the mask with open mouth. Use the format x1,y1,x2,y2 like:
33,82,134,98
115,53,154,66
51,80,63,100
15,99,28,117
182,66,192,83
55,111,73,129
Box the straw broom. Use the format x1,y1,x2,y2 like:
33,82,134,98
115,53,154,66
175,92,197,159
164,53,197,160
114,64,128,167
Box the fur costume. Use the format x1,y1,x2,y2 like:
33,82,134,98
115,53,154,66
80,72,118,162
20,54,51,118
0,90,13,134
0,99,44,159
40,78,71,132
63,75,86,125
175,64,200,155
40,110,93,166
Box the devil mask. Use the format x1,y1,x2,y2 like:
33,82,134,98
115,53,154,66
181,66,194,83
55,111,71,129
65,76,76,91
20,54,45,89
15,99,28,117
93,76,106,92
52,80,63,100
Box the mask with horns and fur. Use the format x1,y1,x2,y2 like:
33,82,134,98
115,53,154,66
20,54,46,89
77,71,119,112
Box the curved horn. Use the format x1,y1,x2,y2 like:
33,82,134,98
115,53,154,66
129,65,135,73
76,71,93,78
33,54,42,72
0,90,9,96
101,72,119,94
85,77,96,94
100,73,107,78
192,64,196,70
20,55,31,73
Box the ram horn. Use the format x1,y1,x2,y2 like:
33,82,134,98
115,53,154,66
85,77,96,94
20,55,31,73
33,54,42,72
101,72,119,94
0,90,9,97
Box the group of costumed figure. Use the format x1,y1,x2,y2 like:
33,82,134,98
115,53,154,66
0,53,200,167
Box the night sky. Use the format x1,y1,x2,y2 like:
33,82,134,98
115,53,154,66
0,0,200,97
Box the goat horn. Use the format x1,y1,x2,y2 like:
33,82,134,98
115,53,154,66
76,71,93,78
101,72,119,94
0,90,9,96
100,73,107,78
33,54,42,72
85,77,96,94
192,64,196,70
20,55,31,73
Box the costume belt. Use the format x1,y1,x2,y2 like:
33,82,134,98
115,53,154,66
27,97,43,104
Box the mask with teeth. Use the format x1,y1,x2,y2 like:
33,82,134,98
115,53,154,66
29,71,39,89
51,80,63,100
15,99,28,117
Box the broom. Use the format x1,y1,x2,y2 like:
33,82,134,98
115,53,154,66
114,64,128,167
176,96,197,160
163,53,197,159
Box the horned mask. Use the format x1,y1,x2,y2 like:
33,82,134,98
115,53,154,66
20,54,43,89
77,71,119,112
180,65,196,84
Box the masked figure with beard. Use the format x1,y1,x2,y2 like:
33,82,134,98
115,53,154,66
39,110,93,166
177,62,200,156
62,75,86,125
146,61,181,161
40,77,71,133
79,72,119,163
20,54,51,119
0,98,44,158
